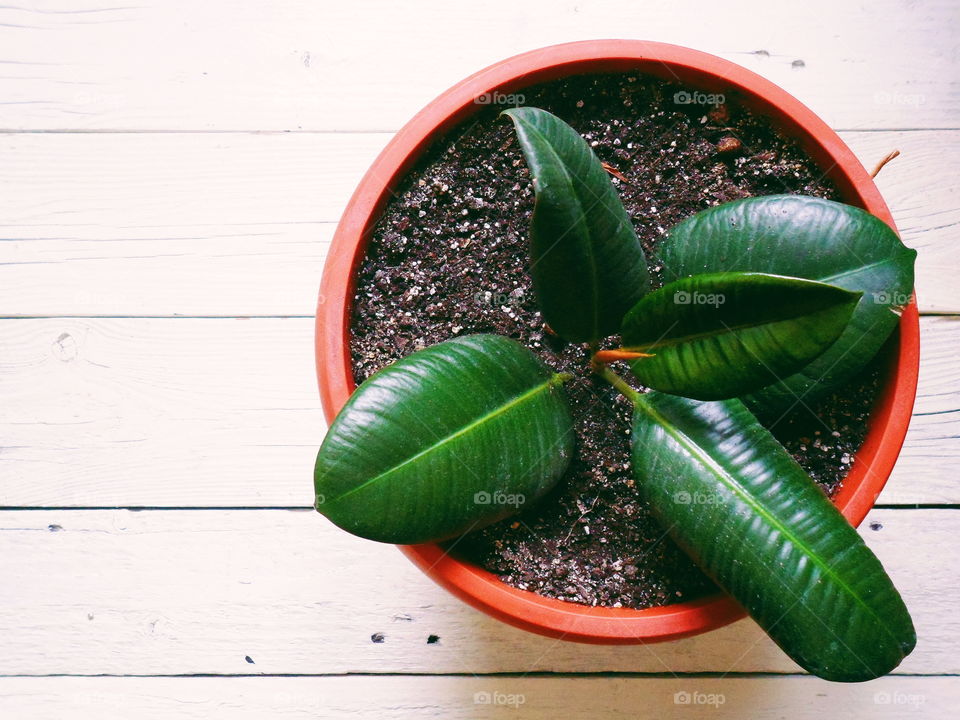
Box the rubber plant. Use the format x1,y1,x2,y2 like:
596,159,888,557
314,107,917,682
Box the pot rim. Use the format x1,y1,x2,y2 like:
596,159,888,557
315,39,920,644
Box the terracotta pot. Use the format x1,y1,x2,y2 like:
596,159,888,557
315,40,920,644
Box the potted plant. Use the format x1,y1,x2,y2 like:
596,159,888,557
313,41,919,679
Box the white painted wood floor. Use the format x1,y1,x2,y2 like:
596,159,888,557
1,1,958,717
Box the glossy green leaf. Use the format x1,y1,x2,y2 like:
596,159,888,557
657,195,917,413
314,334,574,544
631,391,915,682
620,272,860,400
503,107,650,342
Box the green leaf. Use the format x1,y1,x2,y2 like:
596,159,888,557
314,334,574,544
503,107,650,342
657,195,917,413
620,272,860,400
631,392,915,682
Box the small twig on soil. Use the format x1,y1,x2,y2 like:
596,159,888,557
601,161,631,184
562,495,600,546
870,149,900,178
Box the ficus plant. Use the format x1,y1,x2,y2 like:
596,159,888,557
314,106,917,682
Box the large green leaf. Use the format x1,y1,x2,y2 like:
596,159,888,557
631,391,915,682
503,107,650,342
656,195,916,413
620,272,860,400
314,334,574,544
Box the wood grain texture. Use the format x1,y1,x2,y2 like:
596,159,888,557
0,0,955,708
0,316,956,507
0,508,952,676
0,0,956,132
0,676,955,719
0,131,955,316
0,317,320,508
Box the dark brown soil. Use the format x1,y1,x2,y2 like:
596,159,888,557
348,73,884,609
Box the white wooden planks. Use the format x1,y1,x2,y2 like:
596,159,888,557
0,508,952,676
0,676,955,719
0,0,956,132
0,316,956,507
0,0,956,713
0,131,956,316
0,317,321,507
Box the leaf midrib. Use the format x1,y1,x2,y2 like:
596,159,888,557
325,374,564,506
624,301,849,351
816,255,905,284
635,396,900,648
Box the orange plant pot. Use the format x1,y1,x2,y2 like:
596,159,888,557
315,40,920,644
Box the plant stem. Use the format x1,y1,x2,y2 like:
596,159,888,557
595,365,641,405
